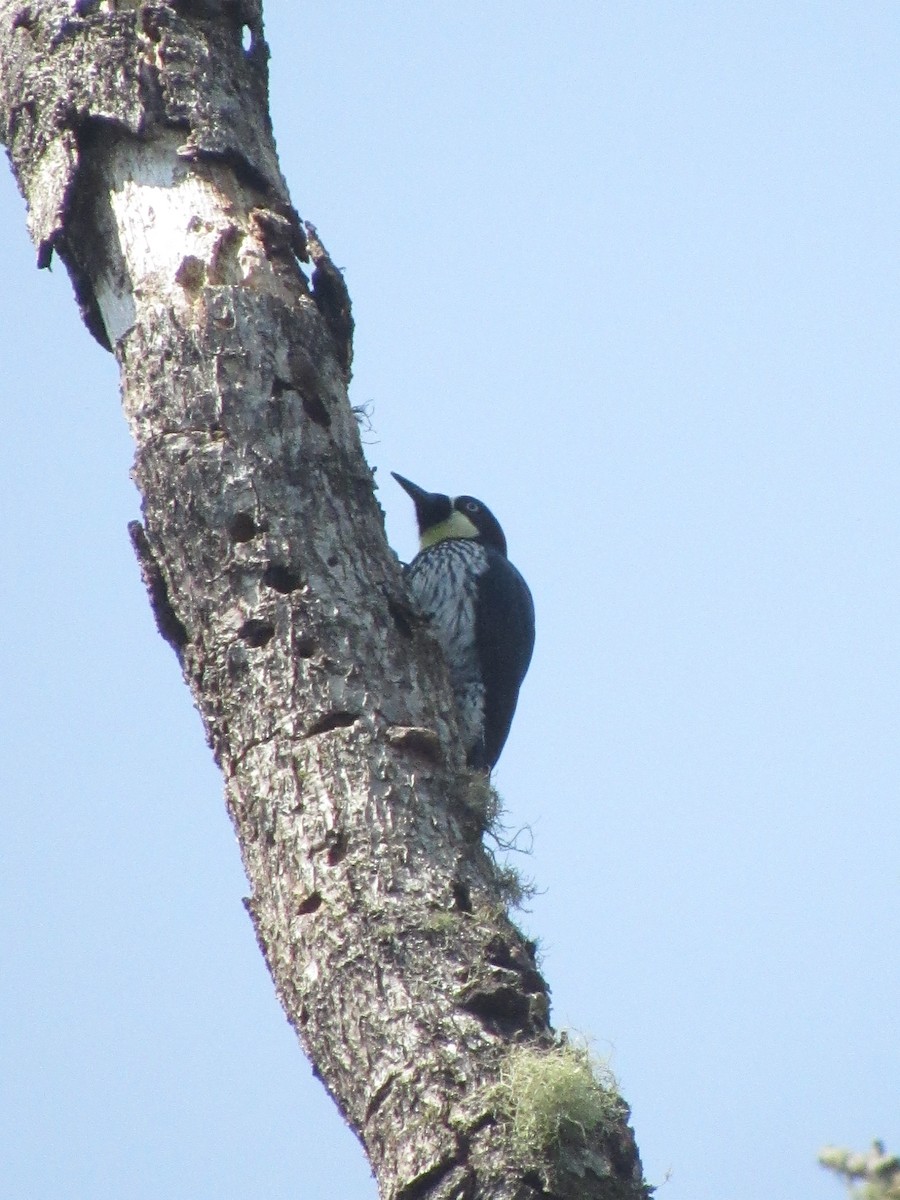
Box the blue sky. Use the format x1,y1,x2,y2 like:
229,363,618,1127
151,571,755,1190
2,4,899,1197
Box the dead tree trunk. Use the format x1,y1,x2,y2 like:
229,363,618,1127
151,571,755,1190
0,4,646,1197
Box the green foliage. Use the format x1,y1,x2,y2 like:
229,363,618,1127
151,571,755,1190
423,910,458,936
491,860,537,910
820,1143,900,1200
468,775,539,912
494,1041,621,1154
465,772,502,830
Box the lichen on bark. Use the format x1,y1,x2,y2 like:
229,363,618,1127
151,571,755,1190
0,3,648,1196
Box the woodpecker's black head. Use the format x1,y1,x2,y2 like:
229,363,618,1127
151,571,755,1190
392,473,508,557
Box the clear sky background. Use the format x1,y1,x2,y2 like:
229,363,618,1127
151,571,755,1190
2,4,898,1198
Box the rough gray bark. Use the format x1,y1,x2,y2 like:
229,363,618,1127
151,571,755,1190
0,4,648,1197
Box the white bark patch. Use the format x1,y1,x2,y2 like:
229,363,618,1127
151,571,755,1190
95,138,271,346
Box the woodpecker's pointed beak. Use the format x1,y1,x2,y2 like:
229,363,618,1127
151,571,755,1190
391,472,430,504
392,471,453,535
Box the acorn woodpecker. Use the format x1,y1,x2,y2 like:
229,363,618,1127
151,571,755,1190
393,473,535,771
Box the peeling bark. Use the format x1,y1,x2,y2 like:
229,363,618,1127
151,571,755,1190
0,4,647,1197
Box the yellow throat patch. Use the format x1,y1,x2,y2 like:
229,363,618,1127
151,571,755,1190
419,509,479,550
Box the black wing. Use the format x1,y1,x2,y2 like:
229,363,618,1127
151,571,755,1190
473,550,535,770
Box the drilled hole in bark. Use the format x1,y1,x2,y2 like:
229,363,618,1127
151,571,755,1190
386,726,442,762
388,598,414,637
175,254,206,293
484,937,546,994
395,1154,464,1200
141,8,162,39
208,225,243,286
518,967,547,995
460,985,530,1029
365,1075,396,1121
296,891,323,915
262,564,300,593
229,511,257,542
238,619,275,647
293,634,316,658
306,711,358,737
451,880,473,913
298,1006,309,1026
485,935,513,967
302,393,331,427
327,832,348,866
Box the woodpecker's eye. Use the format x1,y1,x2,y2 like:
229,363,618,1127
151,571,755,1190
464,501,480,514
